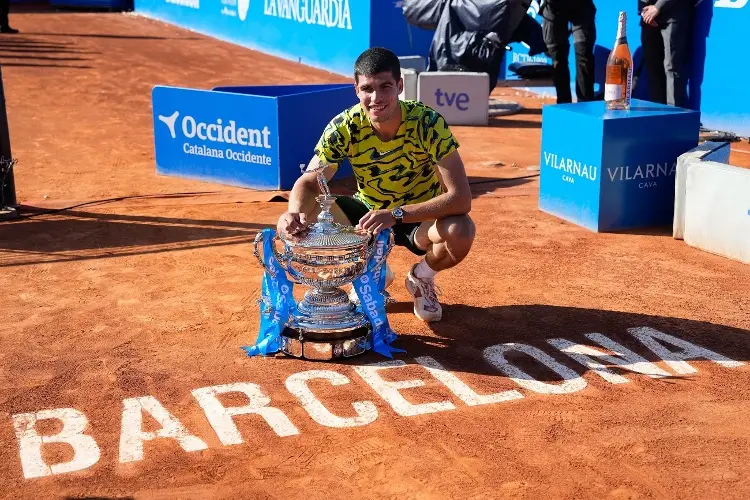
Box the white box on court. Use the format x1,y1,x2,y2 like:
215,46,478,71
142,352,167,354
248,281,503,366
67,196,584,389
400,68,418,101
417,72,489,126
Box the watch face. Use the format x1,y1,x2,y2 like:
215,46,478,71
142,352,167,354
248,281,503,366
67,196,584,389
393,208,404,218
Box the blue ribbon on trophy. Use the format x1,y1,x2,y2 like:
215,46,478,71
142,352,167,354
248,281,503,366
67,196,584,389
351,228,404,358
242,228,296,357
242,227,404,359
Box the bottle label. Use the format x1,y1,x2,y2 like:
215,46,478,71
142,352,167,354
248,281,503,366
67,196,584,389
625,67,633,105
604,84,623,101
606,65,623,84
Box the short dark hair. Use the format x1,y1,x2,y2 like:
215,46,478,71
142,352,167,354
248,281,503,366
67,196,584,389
354,47,401,83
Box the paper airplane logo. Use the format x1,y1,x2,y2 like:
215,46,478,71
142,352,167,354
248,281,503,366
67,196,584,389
158,111,179,139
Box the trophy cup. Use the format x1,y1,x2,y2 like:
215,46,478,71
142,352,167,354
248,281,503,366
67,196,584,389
253,168,395,361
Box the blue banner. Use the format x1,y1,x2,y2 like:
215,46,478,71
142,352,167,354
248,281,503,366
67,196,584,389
242,229,297,357
539,99,700,232
352,229,404,358
152,85,281,190
134,0,371,76
152,83,357,190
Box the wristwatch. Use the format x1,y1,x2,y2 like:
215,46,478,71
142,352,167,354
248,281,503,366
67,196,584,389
391,207,404,224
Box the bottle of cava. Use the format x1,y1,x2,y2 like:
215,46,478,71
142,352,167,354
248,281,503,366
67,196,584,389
604,12,633,110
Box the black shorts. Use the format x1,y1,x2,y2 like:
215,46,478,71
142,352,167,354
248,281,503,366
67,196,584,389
335,196,427,256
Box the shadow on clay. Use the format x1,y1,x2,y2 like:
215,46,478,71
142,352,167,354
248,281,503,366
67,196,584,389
0,35,96,68
339,304,750,383
0,209,273,267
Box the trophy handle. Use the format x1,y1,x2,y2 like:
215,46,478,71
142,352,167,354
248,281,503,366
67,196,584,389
254,231,281,279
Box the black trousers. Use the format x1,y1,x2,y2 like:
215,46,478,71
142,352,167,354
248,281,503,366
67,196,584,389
640,17,691,108
0,0,9,29
541,0,597,104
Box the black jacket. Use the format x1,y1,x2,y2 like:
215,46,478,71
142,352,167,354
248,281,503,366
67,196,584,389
638,0,693,23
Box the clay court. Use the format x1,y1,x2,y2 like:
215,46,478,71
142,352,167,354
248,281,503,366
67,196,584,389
1,8,749,500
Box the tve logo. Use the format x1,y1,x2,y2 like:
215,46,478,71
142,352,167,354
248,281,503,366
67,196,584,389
156,109,273,166
434,88,470,111
715,0,747,8
263,0,353,30
419,73,490,125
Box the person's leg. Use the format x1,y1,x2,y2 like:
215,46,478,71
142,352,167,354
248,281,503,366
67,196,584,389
0,0,9,30
405,214,476,322
0,0,17,33
542,6,573,104
640,22,667,104
662,17,691,108
570,0,597,102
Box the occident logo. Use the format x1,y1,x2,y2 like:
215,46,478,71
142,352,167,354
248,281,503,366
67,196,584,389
238,0,250,20
263,0,353,30
158,110,271,149
157,110,274,166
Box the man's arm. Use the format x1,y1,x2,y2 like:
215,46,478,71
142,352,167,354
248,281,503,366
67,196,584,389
287,155,338,214
653,0,680,14
278,155,338,238
400,150,471,223
357,149,471,233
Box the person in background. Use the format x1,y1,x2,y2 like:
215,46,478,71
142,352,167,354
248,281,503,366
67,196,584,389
639,0,693,108
1,0,19,34
541,0,597,104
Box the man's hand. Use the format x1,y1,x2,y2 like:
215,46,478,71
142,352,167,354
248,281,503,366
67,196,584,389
357,210,396,234
641,5,660,25
277,211,309,241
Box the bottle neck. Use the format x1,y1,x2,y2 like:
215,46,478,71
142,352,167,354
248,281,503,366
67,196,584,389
616,15,627,41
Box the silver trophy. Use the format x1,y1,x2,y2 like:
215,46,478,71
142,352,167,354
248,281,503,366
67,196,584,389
254,168,394,361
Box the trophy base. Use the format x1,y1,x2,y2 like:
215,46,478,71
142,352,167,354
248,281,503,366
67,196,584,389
279,325,372,361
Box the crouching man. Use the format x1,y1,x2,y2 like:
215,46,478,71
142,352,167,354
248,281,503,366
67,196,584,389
276,47,475,323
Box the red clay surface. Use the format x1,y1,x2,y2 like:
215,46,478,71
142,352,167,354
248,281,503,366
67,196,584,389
1,8,750,500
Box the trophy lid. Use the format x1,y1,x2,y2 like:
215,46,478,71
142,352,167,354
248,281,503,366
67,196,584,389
280,195,370,250
291,223,370,250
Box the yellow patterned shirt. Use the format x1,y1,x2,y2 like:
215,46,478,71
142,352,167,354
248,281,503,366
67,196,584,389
313,100,460,210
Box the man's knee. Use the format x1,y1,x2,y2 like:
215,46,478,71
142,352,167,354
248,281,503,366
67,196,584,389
436,215,476,248
543,24,570,65
573,41,593,59
547,46,570,66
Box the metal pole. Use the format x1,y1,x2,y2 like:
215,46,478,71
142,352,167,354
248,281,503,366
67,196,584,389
0,65,18,219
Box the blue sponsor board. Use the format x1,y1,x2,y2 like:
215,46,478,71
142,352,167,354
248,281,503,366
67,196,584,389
133,0,433,78
152,83,357,190
539,99,700,232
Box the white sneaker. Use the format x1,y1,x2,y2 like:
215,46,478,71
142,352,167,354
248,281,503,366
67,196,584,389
349,264,395,305
404,264,442,322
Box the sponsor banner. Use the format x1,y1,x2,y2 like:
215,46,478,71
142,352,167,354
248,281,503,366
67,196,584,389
134,0,370,76
152,83,357,190
539,99,700,232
